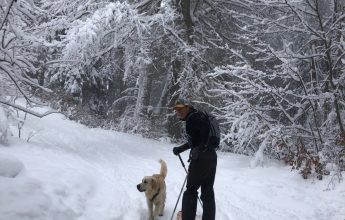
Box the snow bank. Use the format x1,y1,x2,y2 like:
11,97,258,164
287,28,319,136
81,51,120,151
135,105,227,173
0,176,76,220
0,154,23,178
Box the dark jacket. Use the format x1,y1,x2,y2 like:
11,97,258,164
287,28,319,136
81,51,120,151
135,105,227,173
179,108,217,160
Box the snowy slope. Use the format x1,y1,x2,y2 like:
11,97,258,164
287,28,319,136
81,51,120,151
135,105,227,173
0,108,344,220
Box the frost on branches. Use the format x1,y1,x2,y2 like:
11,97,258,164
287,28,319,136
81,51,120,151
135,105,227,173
207,0,345,179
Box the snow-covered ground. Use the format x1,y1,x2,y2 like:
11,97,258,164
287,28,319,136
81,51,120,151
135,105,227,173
0,107,344,220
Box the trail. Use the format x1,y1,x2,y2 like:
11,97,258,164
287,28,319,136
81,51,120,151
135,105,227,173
0,111,344,220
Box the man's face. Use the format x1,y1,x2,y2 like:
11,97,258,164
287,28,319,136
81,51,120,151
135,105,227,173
174,106,189,119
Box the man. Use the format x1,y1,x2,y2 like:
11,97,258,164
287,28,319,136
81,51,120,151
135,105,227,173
172,99,217,220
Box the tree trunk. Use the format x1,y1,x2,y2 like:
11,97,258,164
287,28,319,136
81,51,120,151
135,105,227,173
166,59,184,139
176,0,194,44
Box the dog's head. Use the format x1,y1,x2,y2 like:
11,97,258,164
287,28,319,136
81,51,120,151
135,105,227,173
136,176,157,192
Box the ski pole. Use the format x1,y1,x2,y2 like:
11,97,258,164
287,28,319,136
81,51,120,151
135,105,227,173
170,175,187,220
177,154,203,208
178,153,188,173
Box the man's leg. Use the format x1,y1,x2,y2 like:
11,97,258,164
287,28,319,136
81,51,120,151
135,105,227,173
182,189,198,220
182,161,200,220
200,185,215,220
200,158,217,220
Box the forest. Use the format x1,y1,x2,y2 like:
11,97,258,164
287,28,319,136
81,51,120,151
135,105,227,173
1,0,345,179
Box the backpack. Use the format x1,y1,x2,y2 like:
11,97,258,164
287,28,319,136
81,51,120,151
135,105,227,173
199,111,220,150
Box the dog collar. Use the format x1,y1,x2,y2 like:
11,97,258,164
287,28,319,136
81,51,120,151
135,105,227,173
150,188,160,202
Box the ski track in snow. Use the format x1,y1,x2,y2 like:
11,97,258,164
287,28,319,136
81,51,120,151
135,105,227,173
0,111,345,220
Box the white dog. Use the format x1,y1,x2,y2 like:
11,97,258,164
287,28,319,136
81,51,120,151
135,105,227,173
137,159,167,220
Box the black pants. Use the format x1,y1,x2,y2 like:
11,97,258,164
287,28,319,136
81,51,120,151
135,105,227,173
182,157,217,220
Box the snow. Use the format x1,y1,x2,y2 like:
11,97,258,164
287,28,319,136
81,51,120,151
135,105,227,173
0,106,345,220
0,154,23,178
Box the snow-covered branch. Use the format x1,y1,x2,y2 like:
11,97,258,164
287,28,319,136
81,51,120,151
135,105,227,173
0,99,61,118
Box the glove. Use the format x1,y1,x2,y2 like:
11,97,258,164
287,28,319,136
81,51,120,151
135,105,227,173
173,146,184,155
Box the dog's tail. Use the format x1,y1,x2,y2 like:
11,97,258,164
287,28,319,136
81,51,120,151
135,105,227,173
159,159,167,179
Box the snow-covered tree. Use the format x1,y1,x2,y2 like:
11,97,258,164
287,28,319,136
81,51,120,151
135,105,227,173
0,106,10,144
37,0,178,134
206,0,345,177
0,0,54,117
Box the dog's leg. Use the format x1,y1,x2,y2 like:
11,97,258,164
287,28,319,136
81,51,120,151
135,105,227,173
158,202,165,216
153,202,161,218
147,199,154,220
159,192,166,216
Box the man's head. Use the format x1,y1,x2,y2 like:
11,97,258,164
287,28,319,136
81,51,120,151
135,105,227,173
173,99,191,120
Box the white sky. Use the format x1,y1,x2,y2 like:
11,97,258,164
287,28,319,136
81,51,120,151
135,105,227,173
0,106,344,220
